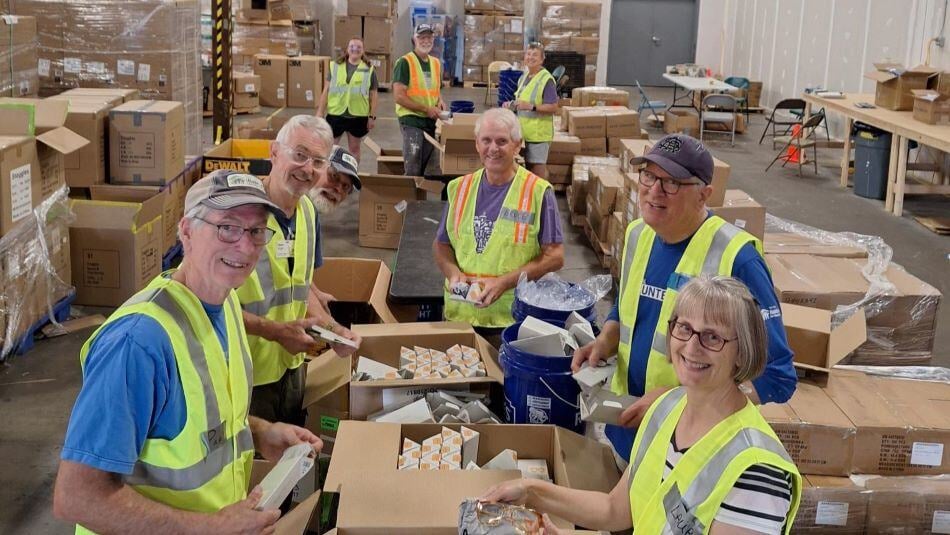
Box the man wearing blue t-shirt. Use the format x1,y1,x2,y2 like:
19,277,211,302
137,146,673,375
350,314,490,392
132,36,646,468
571,134,797,466
54,172,323,533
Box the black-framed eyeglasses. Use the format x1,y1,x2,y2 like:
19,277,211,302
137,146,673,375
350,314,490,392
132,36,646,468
195,217,275,246
668,318,737,352
638,169,703,195
280,143,329,170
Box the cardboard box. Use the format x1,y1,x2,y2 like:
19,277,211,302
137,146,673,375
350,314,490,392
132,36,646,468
233,71,261,95
864,63,939,111
56,99,112,187
604,109,640,137
109,100,184,185
663,108,699,136
324,420,621,533
203,138,272,176
579,136,606,156
911,89,950,125
548,133,581,164
797,476,869,533
334,16,363,49
763,232,868,258
781,303,866,374
436,114,479,154
425,134,481,175
344,323,504,420
358,175,443,249
69,185,165,306
287,56,329,108
546,164,571,184
571,86,630,107
362,17,393,54
61,88,140,103
347,0,393,17
114,168,190,255
584,196,609,242
312,258,399,326
365,54,391,84
567,109,606,138
589,166,623,214
865,476,950,533
364,137,403,175
825,372,950,476
0,98,88,237
254,54,288,107
759,382,856,476
709,189,766,240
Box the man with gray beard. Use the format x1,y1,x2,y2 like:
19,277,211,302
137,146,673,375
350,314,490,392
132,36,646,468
238,115,362,427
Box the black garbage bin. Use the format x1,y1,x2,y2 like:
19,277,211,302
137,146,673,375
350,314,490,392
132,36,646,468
852,122,891,200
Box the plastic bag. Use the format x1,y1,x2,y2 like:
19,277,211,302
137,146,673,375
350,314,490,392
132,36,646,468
515,272,611,312
458,499,542,534
833,365,950,384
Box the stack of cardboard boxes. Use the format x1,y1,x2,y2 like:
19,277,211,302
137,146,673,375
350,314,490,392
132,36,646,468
461,14,526,84
232,71,261,114
0,15,39,98
333,0,396,89
253,53,331,109
538,0,601,85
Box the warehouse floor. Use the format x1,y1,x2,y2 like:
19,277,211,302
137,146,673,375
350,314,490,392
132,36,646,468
1,86,947,534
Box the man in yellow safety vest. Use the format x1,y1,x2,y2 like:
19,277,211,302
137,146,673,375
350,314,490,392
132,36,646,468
54,172,322,533
393,23,445,176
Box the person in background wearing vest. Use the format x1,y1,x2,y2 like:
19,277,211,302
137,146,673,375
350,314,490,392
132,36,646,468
393,23,445,177
317,37,378,162
504,42,558,179
433,108,565,342
571,134,796,468
54,173,323,533
238,116,362,428
482,276,802,534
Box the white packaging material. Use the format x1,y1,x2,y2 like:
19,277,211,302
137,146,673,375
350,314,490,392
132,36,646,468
461,426,480,467
370,398,435,423
579,386,639,424
483,449,519,470
255,443,315,511
566,312,596,346
307,325,358,348
572,356,618,388
355,356,399,379
510,333,573,357
518,459,551,481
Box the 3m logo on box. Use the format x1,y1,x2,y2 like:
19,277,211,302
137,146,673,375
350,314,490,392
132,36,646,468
258,59,272,66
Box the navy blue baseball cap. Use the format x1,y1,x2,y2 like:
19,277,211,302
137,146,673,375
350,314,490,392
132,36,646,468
631,134,715,185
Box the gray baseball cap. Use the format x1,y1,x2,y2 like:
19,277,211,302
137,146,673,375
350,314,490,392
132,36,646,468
414,23,434,35
329,145,362,190
185,170,281,215
630,134,715,184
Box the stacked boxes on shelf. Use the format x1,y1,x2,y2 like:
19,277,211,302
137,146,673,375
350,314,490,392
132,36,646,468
538,0,602,85
462,0,525,84
253,53,331,108
333,0,395,89
0,15,39,98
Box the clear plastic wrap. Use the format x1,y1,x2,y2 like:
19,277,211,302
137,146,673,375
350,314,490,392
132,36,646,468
232,21,300,60
9,0,202,154
462,65,483,83
463,0,494,11
832,365,950,384
462,37,494,66
765,214,941,366
491,0,524,14
0,15,40,97
0,187,74,360
516,272,611,312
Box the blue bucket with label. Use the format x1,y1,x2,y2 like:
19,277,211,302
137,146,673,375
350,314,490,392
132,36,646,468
499,320,585,434
511,284,597,326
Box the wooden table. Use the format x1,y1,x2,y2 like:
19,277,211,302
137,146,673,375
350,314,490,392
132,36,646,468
802,93,950,216
389,200,447,320
662,74,738,111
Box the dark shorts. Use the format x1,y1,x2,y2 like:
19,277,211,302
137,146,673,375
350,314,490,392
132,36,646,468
249,364,307,426
326,114,369,139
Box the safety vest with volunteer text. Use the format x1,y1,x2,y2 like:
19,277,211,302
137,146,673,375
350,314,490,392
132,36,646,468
76,274,254,534
628,387,802,534
236,195,317,386
444,166,551,328
327,60,374,117
395,52,442,118
514,68,556,143
612,216,761,396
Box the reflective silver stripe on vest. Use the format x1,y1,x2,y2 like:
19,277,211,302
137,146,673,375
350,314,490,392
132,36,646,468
619,222,648,299
499,206,536,225
226,294,255,404
651,329,668,355
619,323,632,347
701,223,742,275
663,484,706,535
629,388,686,491
243,205,315,316
516,72,548,119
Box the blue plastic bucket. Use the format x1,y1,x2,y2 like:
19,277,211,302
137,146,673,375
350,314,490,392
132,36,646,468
511,284,597,325
499,320,585,434
450,100,475,114
497,69,523,107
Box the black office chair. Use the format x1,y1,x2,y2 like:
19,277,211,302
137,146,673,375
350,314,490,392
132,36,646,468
759,98,806,147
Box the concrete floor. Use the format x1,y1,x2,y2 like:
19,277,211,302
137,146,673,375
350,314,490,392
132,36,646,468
1,86,947,533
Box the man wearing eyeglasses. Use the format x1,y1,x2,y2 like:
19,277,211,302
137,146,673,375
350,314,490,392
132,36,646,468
571,134,796,467
237,115,362,428
54,172,322,533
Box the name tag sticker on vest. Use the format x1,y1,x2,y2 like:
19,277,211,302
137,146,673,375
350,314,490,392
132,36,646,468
911,442,944,466
202,421,227,453
815,501,849,526
932,511,950,534
276,239,295,258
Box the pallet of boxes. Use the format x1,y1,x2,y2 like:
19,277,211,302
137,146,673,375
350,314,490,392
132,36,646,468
461,0,525,85
333,0,396,91
538,0,602,86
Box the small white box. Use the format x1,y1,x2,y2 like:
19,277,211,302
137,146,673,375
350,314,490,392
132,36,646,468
254,443,315,511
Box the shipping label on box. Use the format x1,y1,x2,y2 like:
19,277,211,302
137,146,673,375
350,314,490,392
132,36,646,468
254,54,288,107
288,56,329,108
109,100,185,185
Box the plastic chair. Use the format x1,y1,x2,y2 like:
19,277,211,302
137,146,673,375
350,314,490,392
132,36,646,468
485,61,512,105
700,94,739,146
723,76,750,123
765,112,825,177
759,98,805,147
636,80,668,126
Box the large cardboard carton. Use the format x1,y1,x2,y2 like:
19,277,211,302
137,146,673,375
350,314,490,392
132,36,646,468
571,86,629,107
203,138,272,176
864,63,939,111
61,88,140,103
0,98,88,237
362,17,393,54
109,100,185,185
54,99,112,187
69,185,165,306
312,258,399,326
436,114,479,154
324,420,621,533
589,166,623,215
548,132,581,165
759,382,856,476
824,372,950,476
303,351,352,457
287,56,330,108
366,53,391,84
911,89,950,125
865,476,950,533
334,16,363,49
763,232,868,258
567,108,606,138
232,71,261,112
345,322,504,420
347,0,393,17
254,54,288,107
797,476,868,533
709,189,765,240
781,303,866,374
663,108,699,136
357,174,442,249
364,137,404,175
118,159,199,254
578,136,607,156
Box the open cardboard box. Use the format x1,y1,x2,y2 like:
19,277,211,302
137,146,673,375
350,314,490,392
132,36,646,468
312,258,399,326
357,175,443,249
435,113,480,153
864,63,939,111
249,459,324,535
203,138,273,176
424,131,483,175
347,322,503,420
364,136,404,175
324,421,621,533
781,303,866,375
302,350,353,458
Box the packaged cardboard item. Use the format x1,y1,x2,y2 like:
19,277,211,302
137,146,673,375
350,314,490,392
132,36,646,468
548,133,581,165
203,138,272,176
69,185,165,306
571,86,630,107
232,70,261,111
254,54,288,107
604,109,640,137
567,109,606,138
781,303,866,374
797,476,869,533
357,174,442,249
52,98,112,188
759,382,856,476
911,89,950,125
116,160,194,254
663,108,699,136
109,100,185,185
362,17,393,54
348,0,393,17
61,88,140,103
334,16,363,49
324,421,621,533
312,258,399,325
0,98,88,237
589,166,624,215
864,63,939,111
578,136,607,157
865,475,950,533
763,232,868,258
364,137,404,175
302,351,352,457
709,189,766,240
287,56,330,108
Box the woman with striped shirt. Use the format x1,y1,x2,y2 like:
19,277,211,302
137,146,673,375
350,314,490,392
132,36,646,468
481,276,802,534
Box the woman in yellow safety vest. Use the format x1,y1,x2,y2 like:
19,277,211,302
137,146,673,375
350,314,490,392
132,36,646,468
318,37,378,161
505,42,558,180
480,275,802,535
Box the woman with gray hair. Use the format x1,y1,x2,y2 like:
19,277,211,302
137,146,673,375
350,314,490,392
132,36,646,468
481,275,802,534
504,42,558,179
